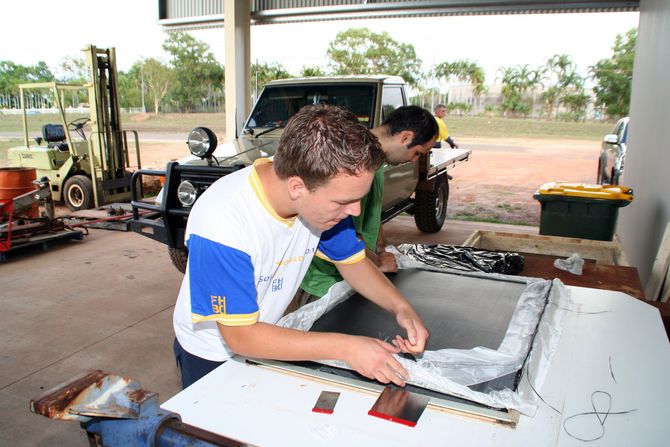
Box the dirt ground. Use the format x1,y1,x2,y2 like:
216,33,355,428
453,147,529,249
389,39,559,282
447,137,600,225
138,136,601,226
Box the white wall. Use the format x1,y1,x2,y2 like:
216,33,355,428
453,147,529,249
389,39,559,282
618,0,670,290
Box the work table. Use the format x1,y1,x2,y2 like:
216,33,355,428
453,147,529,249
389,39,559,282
162,286,669,446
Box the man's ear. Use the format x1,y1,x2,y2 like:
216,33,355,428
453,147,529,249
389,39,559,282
399,130,415,145
287,176,307,200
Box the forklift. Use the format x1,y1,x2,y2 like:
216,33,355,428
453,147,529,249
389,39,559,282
7,44,141,211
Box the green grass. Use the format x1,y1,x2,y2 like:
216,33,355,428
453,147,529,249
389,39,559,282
0,111,613,140
0,113,89,133
446,115,614,140
0,138,21,164
122,113,226,135
0,112,226,136
0,139,20,150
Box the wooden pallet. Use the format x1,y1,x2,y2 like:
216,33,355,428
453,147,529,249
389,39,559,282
0,229,84,262
463,230,629,266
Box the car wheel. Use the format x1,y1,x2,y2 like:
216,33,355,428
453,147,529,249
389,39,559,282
414,175,448,233
63,175,94,211
597,158,604,184
169,247,188,273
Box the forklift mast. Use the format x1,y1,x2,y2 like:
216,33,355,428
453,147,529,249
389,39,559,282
83,45,140,207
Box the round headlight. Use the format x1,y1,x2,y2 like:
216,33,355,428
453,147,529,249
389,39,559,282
177,181,197,207
187,127,218,158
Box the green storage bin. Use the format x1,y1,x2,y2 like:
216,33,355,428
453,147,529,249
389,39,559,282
533,182,633,241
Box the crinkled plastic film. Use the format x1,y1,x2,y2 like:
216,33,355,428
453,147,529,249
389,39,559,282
277,259,571,416
554,252,585,275
397,243,525,275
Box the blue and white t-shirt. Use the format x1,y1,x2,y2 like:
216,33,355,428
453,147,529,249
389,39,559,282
173,159,365,361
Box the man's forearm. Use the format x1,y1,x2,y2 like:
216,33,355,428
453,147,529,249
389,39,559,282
218,321,351,361
218,319,411,385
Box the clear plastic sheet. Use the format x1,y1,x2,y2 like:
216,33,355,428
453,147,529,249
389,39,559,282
554,252,585,275
397,243,524,275
278,267,571,416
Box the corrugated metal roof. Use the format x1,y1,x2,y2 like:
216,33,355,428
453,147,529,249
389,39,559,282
158,0,639,30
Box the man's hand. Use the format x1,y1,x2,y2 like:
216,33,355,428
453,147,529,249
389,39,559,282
344,336,409,386
377,251,398,273
393,307,429,355
446,136,458,149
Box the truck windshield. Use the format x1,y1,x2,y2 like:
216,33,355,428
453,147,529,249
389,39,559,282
245,83,377,130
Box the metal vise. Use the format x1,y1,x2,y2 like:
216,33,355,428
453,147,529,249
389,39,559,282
30,370,244,447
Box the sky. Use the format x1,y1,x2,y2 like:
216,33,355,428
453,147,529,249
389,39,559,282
1,0,639,85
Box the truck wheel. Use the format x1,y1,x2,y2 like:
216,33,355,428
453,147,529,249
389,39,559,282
169,247,188,274
596,158,604,184
63,175,94,211
414,175,448,233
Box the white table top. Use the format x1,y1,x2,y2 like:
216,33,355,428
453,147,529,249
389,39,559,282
162,286,670,446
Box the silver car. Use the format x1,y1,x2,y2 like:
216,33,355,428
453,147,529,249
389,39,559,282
597,116,629,185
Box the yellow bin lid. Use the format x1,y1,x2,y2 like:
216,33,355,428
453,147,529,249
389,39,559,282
536,182,634,202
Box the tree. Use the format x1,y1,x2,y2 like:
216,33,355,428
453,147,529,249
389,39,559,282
142,58,173,115
409,85,442,110
431,60,487,115
0,60,55,109
117,65,143,110
300,65,326,77
433,60,487,97
497,64,543,117
590,28,636,119
561,91,590,120
251,61,291,97
541,54,589,120
0,60,55,93
326,28,422,86
251,61,291,100
58,55,88,82
162,32,224,112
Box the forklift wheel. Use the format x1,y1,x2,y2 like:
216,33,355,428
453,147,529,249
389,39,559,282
63,175,94,211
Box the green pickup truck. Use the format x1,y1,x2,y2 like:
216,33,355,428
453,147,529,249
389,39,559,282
130,75,471,272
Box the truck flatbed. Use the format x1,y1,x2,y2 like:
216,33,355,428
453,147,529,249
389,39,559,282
428,147,471,178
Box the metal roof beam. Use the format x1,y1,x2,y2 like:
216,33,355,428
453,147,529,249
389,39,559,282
158,0,639,30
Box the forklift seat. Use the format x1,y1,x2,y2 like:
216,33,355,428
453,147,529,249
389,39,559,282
42,124,68,151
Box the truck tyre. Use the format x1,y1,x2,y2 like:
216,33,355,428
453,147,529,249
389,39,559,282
596,158,604,184
414,175,448,233
63,175,94,211
169,247,188,274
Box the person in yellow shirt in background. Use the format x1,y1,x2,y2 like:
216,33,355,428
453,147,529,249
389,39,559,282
433,104,459,149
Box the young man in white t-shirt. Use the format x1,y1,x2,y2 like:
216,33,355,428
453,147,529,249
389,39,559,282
173,104,430,388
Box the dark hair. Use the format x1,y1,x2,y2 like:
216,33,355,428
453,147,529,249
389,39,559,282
274,104,385,190
382,105,438,147
434,104,446,112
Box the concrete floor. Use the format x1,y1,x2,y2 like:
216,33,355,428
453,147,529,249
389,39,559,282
0,216,537,446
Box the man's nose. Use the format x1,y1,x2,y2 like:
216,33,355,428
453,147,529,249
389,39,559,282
344,201,361,217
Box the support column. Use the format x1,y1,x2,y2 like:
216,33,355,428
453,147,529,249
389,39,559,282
224,0,251,142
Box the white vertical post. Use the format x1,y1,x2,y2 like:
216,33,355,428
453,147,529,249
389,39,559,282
224,0,251,142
